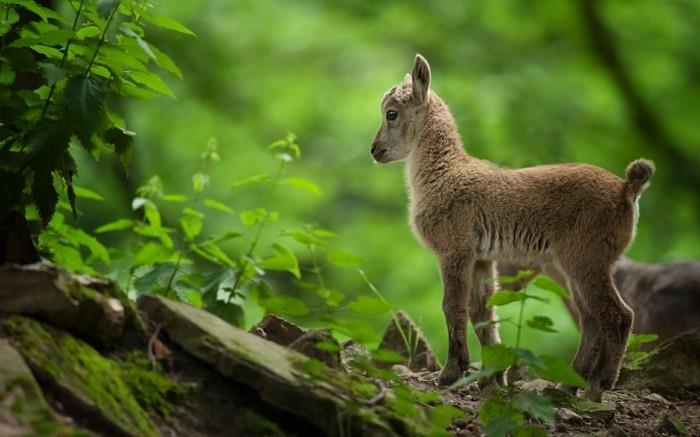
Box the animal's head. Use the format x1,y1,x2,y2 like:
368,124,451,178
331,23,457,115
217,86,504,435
371,54,432,164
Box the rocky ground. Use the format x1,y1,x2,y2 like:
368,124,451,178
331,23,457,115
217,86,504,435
1,263,699,436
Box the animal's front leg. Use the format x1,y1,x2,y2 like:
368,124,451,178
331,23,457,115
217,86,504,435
437,253,472,386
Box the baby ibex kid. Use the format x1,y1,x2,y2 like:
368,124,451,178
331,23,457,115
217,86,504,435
371,54,654,400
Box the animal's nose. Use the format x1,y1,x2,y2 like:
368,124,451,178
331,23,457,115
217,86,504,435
371,142,378,154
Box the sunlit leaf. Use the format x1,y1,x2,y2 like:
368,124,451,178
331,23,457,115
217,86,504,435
284,177,321,196
203,198,234,214
132,242,172,268
532,275,570,299
142,14,197,37
180,208,203,240
348,295,391,315
327,250,364,268
95,219,133,233
526,315,558,333
530,355,588,389
232,173,269,188
72,185,104,201
513,392,555,425
260,243,300,278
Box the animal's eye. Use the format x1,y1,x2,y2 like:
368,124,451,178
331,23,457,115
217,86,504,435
386,110,398,121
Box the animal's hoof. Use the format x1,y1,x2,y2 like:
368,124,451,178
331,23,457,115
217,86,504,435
437,360,465,386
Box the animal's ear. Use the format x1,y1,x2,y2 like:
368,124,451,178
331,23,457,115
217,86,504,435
411,54,431,104
403,73,412,84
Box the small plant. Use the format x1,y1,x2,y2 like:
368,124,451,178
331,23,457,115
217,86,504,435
1,0,193,227
450,272,588,436
623,333,659,370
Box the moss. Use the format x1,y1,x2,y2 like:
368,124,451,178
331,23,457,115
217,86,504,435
4,316,157,437
240,409,285,436
118,351,186,417
2,377,90,437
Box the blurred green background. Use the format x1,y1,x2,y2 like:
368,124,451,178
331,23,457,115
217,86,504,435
71,0,700,362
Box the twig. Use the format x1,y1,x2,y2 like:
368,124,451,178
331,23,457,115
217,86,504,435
147,323,162,370
364,380,387,405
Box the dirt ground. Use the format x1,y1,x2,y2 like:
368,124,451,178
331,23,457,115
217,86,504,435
397,369,700,436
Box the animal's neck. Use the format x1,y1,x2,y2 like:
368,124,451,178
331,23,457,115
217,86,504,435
406,95,468,195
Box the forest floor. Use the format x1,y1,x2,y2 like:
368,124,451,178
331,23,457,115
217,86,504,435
398,369,700,436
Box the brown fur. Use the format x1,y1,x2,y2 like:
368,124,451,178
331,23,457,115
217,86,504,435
371,54,654,400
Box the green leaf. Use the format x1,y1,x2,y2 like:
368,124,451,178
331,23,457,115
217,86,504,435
240,208,267,227
72,185,104,201
314,341,340,353
28,121,71,225
348,295,391,315
29,44,62,59
197,242,235,267
284,177,321,196
180,208,203,240
4,0,64,22
327,250,364,268
313,229,340,239
0,62,15,85
258,294,308,316
532,275,570,299
104,126,135,172
133,263,175,292
75,25,101,39
192,172,209,193
132,242,172,268
482,344,519,371
162,194,187,202
627,333,658,352
64,75,107,139
200,231,242,246
282,230,324,246
96,0,119,18
526,315,558,333
427,404,467,430
203,198,234,214
512,392,556,425
37,62,66,84
232,173,269,188
144,201,161,227
142,14,197,37
487,290,525,307
127,70,175,98
370,348,404,364
530,355,588,388
150,44,182,78
315,287,345,307
95,219,133,233
479,396,523,437
260,243,300,278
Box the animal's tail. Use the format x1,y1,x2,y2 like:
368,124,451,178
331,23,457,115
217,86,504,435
625,159,655,199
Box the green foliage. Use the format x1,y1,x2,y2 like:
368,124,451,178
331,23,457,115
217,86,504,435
0,0,191,225
623,333,659,370
454,271,585,436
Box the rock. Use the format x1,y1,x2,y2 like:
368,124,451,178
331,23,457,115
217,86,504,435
2,316,158,437
642,393,670,405
139,294,412,436
0,263,146,347
250,315,342,369
289,329,341,369
617,329,700,394
250,314,305,346
556,407,582,423
0,339,85,436
378,310,438,372
544,387,616,422
519,378,555,393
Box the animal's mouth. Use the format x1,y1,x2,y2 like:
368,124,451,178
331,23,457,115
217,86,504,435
372,148,390,164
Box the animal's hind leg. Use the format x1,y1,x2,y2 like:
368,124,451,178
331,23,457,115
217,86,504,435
568,265,633,401
471,260,505,385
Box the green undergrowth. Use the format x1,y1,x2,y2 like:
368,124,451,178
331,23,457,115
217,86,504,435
2,316,183,437
295,355,466,436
